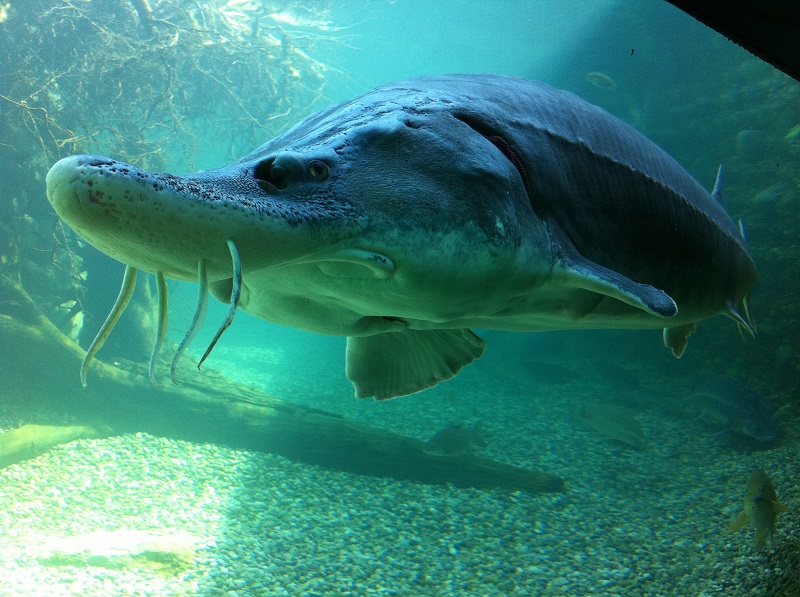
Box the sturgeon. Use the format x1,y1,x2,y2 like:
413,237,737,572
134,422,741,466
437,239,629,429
46,74,756,399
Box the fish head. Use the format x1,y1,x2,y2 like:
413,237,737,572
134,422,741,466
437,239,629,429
47,84,552,336
238,96,554,331
424,422,489,457
45,152,364,284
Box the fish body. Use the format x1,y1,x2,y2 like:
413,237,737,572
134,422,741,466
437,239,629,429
729,469,788,548
576,402,645,450
424,422,488,457
46,74,756,399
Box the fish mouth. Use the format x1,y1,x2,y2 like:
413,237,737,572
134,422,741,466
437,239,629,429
47,154,373,388
47,156,252,386
48,157,259,386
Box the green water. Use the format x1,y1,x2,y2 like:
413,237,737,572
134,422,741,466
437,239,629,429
1,1,798,595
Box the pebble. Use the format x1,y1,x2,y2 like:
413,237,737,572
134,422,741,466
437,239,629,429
0,370,797,596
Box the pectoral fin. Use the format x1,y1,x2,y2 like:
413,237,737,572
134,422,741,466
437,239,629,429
549,222,678,318
727,511,749,533
345,329,487,400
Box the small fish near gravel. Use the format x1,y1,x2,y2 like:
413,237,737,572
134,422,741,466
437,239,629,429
728,468,789,549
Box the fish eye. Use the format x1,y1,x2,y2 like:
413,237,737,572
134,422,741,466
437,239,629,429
308,160,329,182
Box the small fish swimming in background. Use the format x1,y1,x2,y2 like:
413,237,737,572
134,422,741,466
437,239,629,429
575,402,646,450
728,469,788,549
585,71,617,90
424,422,488,457
685,376,781,447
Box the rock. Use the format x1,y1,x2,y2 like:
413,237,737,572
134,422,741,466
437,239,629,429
38,530,209,574
0,424,108,469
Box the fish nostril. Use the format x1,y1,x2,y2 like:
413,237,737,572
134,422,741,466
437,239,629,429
253,157,290,191
253,158,282,191
255,154,314,191
271,164,288,186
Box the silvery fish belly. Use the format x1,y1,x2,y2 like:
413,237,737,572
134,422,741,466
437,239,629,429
46,74,756,400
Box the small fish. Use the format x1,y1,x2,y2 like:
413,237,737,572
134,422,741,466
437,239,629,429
585,71,617,90
424,422,488,457
752,182,787,204
576,402,646,450
687,377,781,447
728,469,788,549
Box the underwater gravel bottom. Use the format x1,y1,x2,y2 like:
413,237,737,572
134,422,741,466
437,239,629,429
0,405,798,596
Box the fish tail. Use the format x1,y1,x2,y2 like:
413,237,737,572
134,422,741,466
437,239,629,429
754,528,770,549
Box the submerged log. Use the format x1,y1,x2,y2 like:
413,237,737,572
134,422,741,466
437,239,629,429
0,278,564,493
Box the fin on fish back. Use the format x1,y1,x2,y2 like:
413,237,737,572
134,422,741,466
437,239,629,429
711,166,724,205
346,329,486,400
726,298,756,337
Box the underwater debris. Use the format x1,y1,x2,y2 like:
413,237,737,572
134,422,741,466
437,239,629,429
575,402,646,450
424,422,489,457
728,469,788,549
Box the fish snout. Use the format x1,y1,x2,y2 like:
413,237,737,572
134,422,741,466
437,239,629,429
252,152,330,192
46,155,116,221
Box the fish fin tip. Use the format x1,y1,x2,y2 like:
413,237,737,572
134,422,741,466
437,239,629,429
774,501,789,513
737,218,748,242
711,165,724,204
726,299,756,337
565,261,678,319
550,224,677,318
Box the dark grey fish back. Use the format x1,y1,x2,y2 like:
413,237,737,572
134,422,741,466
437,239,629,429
386,74,755,310
242,74,755,310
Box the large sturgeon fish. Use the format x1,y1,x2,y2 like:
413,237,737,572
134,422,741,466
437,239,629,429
46,74,756,399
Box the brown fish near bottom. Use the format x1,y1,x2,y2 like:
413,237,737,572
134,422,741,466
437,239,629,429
423,422,488,457
728,469,788,548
